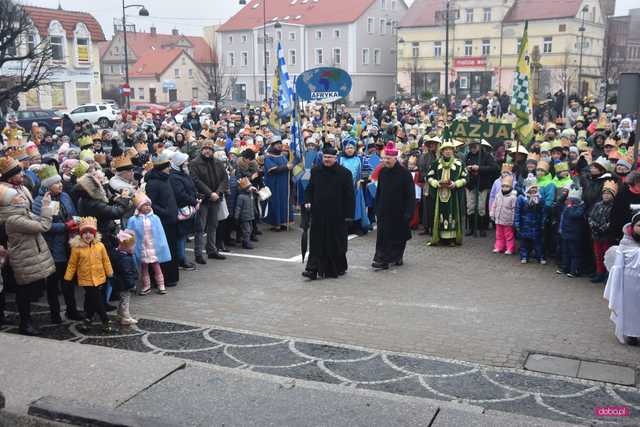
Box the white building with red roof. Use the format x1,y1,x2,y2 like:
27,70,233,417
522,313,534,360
100,26,215,104
216,0,408,104
14,5,106,111
397,0,608,101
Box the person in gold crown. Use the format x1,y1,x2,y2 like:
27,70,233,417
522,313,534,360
427,137,468,246
65,217,114,333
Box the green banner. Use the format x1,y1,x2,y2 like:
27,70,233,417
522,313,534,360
450,120,513,142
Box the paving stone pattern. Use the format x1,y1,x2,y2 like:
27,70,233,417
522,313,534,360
2,304,639,426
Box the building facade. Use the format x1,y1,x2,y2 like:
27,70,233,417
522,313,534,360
216,0,408,104
10,6,105,111
605,8,640,98
398,0,607,101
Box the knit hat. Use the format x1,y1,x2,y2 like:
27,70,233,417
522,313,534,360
0,156,21,181
524,174,538,193
0,185,18,206
61,158,79,171
616,158,632,171
26,142,39,159
201,139,215,151
78,216,98,233
632,211,640,227
72,160,90,178
117,229,136,248
592,156,612,173
568,186,583,200
37,165,62,189
170,151,188,170
602,180,618,197
133,192,151,210
554,162,569,173
384,142,398,156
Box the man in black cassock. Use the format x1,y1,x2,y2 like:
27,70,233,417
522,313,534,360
372,142,415,270
302,144,355,280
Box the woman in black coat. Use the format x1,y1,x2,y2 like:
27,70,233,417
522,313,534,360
145,157,180,286
168,152,198,270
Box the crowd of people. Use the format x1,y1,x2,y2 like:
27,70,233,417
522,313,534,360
0,92,638,345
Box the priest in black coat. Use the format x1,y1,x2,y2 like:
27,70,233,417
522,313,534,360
372,142,415,269
302,144,355,280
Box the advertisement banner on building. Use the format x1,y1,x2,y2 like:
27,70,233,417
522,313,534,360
450,120,512,142
295,67,352,103
453,57,487,68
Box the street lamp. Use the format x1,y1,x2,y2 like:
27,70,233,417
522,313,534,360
121,1,149,110
239,0,280,105
388,20,402,101
577,5,588,100
444,0,451,110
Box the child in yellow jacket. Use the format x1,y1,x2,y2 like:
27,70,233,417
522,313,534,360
64,217,114,332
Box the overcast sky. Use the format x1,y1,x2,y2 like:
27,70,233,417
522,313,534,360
19,0,639,38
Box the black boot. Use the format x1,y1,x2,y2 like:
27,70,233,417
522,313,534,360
465,215,475,237
302,270,317,280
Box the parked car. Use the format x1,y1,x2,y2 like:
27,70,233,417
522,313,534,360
165,101,186,117
174,104,214,125
129,102,167,116
15,109,69,134
64,103,118,128
102,99,120,111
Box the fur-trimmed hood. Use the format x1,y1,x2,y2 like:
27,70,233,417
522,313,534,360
69,233,103,248
77,174,108,203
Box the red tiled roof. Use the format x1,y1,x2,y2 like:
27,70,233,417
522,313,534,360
96,41,110,58
22,5,105,41
113,31,214,64
398,0,443,28
503,0,583,22
218,0,377,32
129,48,185,78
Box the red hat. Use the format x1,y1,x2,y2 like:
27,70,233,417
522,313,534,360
384,142,398,156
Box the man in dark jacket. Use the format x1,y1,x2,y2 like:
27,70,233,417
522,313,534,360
372,143,415,270
190,141,229,263
302,144,355,280
465,139,499,237
417,137,440,235
145,152,180,286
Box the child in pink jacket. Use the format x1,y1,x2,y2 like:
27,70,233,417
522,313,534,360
490,175,517,254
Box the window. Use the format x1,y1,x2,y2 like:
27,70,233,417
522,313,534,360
27,33,36,53
241,52,248,66
315,48,323,65
289,32,296,41
367,17,374,34
277,30,282,41
50,36,64,61
543,36,552,53
114,46,119,55
482,39,490,56
315,30,322,40
73,38,87,63
362,48,370,64
464,40,473,56
265,51,270,66
434,41,442,57
228,35,233,44
120,64,126,74
75,82,91,105
373,48,381,65
181,56,186,65
51,82,65,109
228,52,235,67
241,34,247,43
130,87,135,99
25,89,39,108
188,68,193,79
459,75,469,89
380,19,386,34
391,0,397,10
138,87,144,100
412,42,419,57
334,29,340,39
483,8,491,22
380,0,386,9
192,87,199,99
289,49,296,65
559,24,566,32
465,8,473,23
333,48,341,64
7,39,16,56
516,38,522,53
175,68,181,78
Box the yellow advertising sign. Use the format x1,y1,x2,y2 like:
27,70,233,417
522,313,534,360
77,45,89,62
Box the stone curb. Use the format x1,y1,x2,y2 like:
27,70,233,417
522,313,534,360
28,396,176,427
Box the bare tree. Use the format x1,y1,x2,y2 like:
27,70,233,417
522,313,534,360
196,44,237,110
0,0,56,116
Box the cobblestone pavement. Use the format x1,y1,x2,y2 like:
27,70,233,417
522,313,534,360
1,303,639,426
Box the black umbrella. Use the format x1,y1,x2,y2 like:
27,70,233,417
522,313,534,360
300,206,311,263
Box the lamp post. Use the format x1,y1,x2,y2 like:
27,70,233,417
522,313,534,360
239,0,280,105
121,1,149,110
444,0,450,110
577,5,588,99
388,20,402,101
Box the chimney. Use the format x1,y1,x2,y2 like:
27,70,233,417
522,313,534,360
172,29,179,36
150,26,157,36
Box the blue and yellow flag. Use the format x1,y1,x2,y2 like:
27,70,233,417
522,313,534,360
510,21,533,146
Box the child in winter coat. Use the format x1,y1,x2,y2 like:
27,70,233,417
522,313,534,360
111,230,138,325
557,187,587,278
490,175,517,254
515,175,546,264
126,193,171,295
588,180,618,283
64,216,113,333
235,177,256,249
